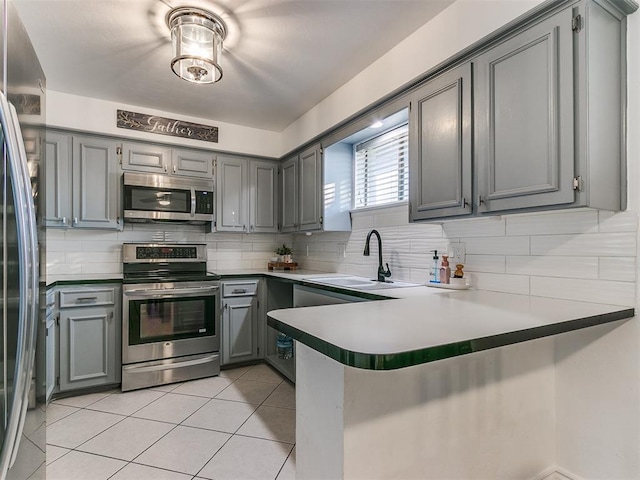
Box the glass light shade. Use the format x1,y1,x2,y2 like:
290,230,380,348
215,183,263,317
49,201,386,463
167,8,227,84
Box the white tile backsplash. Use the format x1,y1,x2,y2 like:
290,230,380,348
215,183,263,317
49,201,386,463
292,206,638,306
531,233,636,257
463,236,530,255
506,256,599,279
45,225,293,283
506,210,599,236
46,206,638,307
530,277,636,307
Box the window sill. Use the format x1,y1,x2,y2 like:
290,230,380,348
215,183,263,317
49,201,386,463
350,201,408,216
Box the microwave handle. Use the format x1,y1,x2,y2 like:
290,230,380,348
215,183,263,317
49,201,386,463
191,187,196,218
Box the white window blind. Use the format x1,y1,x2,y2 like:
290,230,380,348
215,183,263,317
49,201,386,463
354,124,408,209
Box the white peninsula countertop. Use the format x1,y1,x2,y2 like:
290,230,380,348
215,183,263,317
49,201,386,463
267,283,634,369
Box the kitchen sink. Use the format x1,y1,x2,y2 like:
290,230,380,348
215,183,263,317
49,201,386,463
306,276,421,290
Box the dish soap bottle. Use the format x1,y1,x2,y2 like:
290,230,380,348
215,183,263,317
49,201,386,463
440,255,451,284
430,250,440,283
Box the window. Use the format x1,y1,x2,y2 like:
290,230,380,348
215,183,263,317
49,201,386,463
354,124,408,209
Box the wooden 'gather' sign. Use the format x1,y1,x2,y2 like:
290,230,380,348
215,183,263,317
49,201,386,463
116,109,219,143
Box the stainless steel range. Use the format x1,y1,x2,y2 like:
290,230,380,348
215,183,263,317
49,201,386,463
121,243,220,391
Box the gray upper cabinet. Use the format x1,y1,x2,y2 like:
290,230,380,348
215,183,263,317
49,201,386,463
172,148,214,178
45,131,121,230
475,7,575,214
216,155,278,233
409,63,472,221
72,136,121,229
121,141,172,174
280,144,322,232
45,131,72,228
299,145,323,231
217,155,247,232
280,156,298,232
121,141,214,179
249,160,278,233
408,0,630,222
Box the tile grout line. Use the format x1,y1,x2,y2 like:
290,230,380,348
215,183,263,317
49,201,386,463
47,364,294,479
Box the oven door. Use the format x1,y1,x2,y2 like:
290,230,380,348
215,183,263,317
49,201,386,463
122,281,220,364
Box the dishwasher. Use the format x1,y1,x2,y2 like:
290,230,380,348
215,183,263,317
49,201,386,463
293,284,369,307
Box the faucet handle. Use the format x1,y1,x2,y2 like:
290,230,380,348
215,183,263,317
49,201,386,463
384,263,392,277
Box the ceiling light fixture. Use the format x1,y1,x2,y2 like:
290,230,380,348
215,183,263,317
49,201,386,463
370,121,384,129
166,6,227,84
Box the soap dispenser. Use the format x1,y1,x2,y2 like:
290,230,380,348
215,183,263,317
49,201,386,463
430,250,440,283
440,255,451,284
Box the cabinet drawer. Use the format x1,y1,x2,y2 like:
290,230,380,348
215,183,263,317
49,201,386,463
59,287,116,308
222,281,258,297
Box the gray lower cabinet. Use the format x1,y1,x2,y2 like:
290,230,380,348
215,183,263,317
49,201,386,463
280,143,322,232
409,63,472,221
58,285,121,392
216,155,278,233
45,312,57,402
221,280,260,365
45,132,121,229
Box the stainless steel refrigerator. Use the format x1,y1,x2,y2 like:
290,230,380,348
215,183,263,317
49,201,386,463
0,0,43,478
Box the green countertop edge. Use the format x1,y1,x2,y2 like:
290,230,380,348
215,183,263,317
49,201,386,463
44,278,123,288
267,308,635,370
44,273,391,301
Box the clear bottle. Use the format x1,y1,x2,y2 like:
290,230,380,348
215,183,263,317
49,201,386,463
277,333,293,359
430,250,440,283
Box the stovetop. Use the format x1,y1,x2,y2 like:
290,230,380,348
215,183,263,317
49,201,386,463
122,243,219,284
122,271,221,285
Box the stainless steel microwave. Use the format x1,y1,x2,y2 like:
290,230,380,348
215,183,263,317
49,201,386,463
123,172,214,224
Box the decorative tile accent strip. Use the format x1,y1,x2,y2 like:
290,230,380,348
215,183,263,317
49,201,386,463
116,109,218,143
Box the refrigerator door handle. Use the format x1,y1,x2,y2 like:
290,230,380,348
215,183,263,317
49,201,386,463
0,92,39,476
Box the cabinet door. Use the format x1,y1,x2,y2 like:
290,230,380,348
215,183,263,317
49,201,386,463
475,8,575,213
72,136,121,229
280,156,298,232
121,141,171,174
59,306,117,391
44,132,72,228
172,148,214,178
222,296,257,364
409,63,472,221
216,155,248,232
45,317,57,402
249,160,278,233
298,144,322,231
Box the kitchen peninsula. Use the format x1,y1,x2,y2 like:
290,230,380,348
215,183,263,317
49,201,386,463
268,289,634,479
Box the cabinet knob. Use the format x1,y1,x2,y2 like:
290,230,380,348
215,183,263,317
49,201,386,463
243,224,246,231
61,216,67,225
463,198,469,209
173,165,176,174
477,195,484,206
164,164,168,172
73,217,78,226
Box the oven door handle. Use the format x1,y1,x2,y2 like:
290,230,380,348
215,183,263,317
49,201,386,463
124,286,220,297
123,354,220,373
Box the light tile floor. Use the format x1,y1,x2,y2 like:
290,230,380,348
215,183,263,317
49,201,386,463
46,364,296,480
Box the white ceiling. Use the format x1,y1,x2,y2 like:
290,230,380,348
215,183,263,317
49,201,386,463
14,0,453,132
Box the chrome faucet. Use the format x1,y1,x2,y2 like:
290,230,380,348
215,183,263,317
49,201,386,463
363,229,392,282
